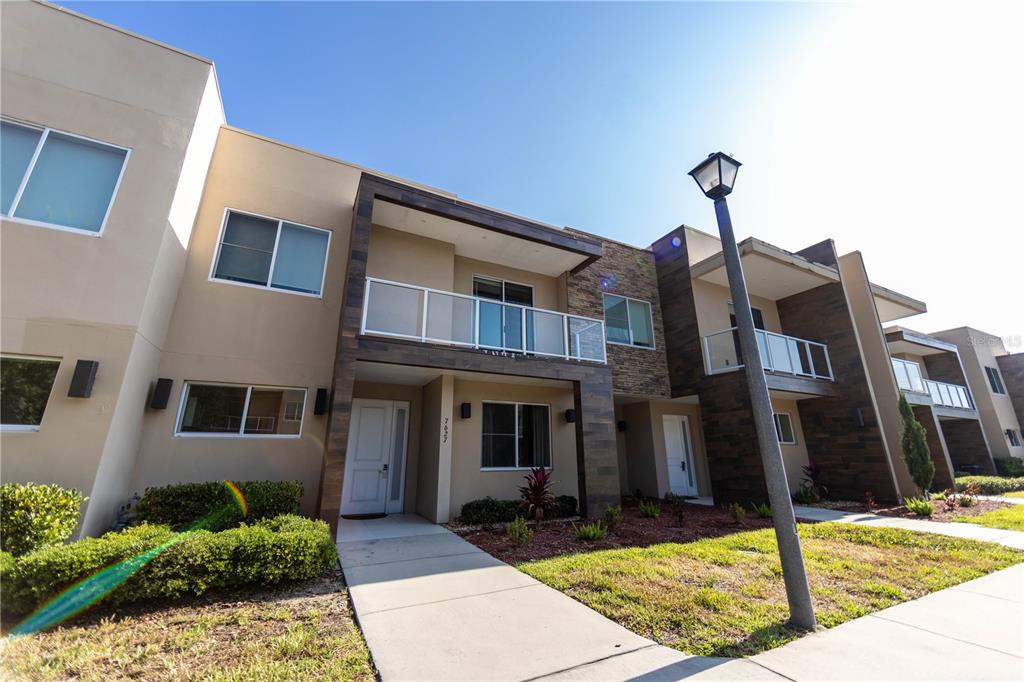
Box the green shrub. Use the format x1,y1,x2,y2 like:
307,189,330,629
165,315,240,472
506,517,533,546
602,504,622,531
459,497,520,525
904,497,934,517
135,480,302,531
1,483,86,556
955,476,1024,495
899,395,934,495
573,521,607,541
555,495,578,518
729,502,746,524
995,458,1024,477
752,502,772,519
792,484,819,505
1,515,335,616
638,500,661,518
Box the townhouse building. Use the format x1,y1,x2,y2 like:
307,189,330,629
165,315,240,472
3,2,1011,539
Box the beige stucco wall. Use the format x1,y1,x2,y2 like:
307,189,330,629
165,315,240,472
417,377,444,520
692,279,783,340
0,2,223,534
769,396,810,491
620,400,711,499
684,227,723,265
934,328,1023,459
448,380,578,517
366,225,455,292
838,252,915,499
130,127,362,517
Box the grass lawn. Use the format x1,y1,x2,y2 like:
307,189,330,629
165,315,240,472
518,522,1023,657
0,569,374,681
953,504,1024,531
1004,491,1024,499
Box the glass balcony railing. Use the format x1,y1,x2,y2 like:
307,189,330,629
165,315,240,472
360,277,607,363
890,357,974,410
703,327,834,380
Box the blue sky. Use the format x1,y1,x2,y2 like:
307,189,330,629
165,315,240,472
66,2,1022,341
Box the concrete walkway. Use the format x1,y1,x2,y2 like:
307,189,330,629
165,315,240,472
338,514,1024,681
337,515,779,681
792,505,1024,550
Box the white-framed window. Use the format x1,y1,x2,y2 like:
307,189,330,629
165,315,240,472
985,366,1007,395
1,354,61,431
1,118,129,235
603,294,655,348
481,401,551,469
175,382,306,438
1008,429,1022,448
210,209,331,297
773,412,797,445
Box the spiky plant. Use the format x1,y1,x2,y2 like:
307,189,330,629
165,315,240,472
518,467,556,521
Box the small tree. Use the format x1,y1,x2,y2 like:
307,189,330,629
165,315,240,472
898,394,934,495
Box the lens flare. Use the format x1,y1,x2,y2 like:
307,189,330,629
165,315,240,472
224,480,248,517
7,480,249,637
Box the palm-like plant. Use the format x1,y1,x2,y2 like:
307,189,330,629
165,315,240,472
518,467,556,521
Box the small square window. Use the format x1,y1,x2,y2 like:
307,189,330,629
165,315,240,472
603,294,654,348
773,413,796,444
1,355,61,430
985,367,1007,395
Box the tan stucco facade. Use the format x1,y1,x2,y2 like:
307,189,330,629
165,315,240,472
933,328,1024,460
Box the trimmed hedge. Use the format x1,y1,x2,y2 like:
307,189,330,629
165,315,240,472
0,483,85,557
460,495,579,525
135,480,302,531
955,475,1024,495
1,514,335,616
994,458,1024,477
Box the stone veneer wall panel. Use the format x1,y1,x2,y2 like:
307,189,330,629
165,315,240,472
776,242,900,502
566,230,671,399
940,419,997,474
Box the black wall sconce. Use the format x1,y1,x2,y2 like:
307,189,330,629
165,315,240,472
461,403,472,419
564,409,576,423
67,360,98,398
617,420,628,432
314,388,329,415
148,378,173,409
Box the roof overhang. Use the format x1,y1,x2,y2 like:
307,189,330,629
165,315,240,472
365,175,602,277
872,284,927,323
690,238,840,300
884,327,958,356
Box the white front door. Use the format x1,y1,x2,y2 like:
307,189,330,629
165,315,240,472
340,399,410,516
663,414,698,497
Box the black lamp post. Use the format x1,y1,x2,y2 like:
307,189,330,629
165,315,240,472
688,152,817,631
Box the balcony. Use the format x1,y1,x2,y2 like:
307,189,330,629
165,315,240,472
703,327,834,380
360,277,607,363
890,357,974,410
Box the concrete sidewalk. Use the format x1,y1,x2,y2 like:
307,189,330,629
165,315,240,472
337,515,779,681
792,505,1024,550
338,515,1024,681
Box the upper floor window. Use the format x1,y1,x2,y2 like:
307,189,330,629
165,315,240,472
1007,429,1021,448
211,209,330,297
176,381,306,438
603,294,654,348
985,366,1006,395
1,119,129,235
1,355,61,431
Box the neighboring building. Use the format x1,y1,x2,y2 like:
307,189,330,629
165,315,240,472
929,328,1024,465
2,2,1005,539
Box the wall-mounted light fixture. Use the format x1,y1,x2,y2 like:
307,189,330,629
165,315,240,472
617,420,627,432
314,388,329,415
461,403,472,419
148,378,173,409
67,360,98,398
564,409,576,423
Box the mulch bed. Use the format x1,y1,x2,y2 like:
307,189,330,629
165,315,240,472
454,499,773,563
803,497,1011,522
